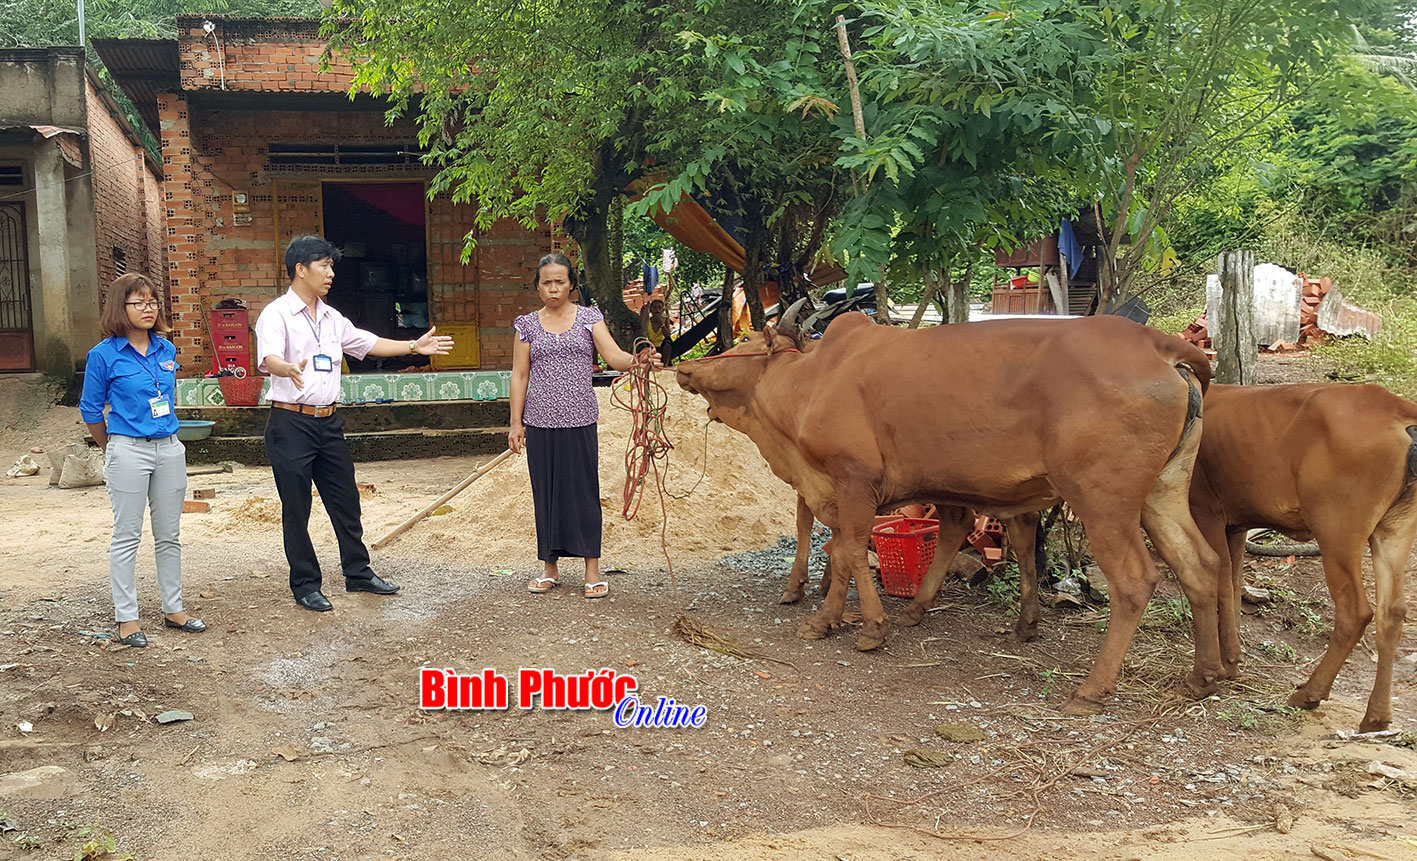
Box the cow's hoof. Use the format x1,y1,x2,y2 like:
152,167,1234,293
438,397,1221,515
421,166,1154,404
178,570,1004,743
895,607,926,627
796,621,829,640
1358,715,1391,734
1061,693,1106,716
855,633,886,651
1179,671,1219,700
1014,621,1040,643
1287,689,1322,711
856,618,890,651
1218,659,1241,682
778,588,804,605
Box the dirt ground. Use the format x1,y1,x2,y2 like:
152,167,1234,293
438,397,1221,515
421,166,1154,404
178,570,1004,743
2,360,1416,860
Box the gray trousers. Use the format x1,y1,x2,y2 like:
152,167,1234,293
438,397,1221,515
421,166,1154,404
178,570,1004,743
104,434,187,622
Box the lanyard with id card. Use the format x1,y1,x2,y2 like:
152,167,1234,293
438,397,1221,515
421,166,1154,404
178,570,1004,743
138,349,170,418
307,309,335,373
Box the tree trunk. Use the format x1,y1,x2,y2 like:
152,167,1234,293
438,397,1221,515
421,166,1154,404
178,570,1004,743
1215,250,1256,385
943,259,970,323
873,268,891,325
713,265,735,354
911,267,942,328
742,226,768,331
571,201,640,351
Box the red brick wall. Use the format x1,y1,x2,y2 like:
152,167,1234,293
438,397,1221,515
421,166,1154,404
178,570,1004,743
158,95,546,373
85,77,164,300
177,17,357,93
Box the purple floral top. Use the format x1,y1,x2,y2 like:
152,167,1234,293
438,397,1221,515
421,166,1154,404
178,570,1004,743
514,305,604,428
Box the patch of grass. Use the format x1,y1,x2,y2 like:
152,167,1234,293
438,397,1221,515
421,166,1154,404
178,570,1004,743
1215,703,1305,732
1038,667,1062,699
70,821,130,861
1296,605,1333,638
985,562,1021,606
1313,297,1417,398
1254,639,1299,663
1141,595,1193,633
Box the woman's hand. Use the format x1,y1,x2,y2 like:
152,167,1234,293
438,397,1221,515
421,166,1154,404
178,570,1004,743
508,423,526,454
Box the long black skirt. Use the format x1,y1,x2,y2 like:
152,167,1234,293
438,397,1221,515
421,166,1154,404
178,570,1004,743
525,423,602,562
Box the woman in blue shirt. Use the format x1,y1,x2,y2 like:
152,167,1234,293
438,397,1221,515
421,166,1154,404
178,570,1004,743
80,274,204,647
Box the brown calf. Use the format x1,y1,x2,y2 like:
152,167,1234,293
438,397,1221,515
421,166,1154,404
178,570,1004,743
1196,383,1417,732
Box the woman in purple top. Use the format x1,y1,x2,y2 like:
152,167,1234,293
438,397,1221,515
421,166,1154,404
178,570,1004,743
510,254,658,598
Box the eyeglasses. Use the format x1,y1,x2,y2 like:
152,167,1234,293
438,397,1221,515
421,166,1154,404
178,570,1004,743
125,301,161,311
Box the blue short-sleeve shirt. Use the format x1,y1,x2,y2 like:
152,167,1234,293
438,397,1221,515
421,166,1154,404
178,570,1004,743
79,335,181,438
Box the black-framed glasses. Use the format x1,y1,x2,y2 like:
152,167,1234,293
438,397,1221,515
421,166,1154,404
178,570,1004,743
125,300,161,311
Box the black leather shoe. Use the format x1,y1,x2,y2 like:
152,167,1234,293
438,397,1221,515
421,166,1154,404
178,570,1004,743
164,617,207,633
116,629,147,647
295,592,334,612
346,574,400,595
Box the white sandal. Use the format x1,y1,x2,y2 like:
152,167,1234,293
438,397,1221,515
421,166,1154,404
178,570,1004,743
528,576,561,594
583,581,609,599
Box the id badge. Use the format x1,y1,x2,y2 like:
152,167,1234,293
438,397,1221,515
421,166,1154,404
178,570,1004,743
149,395,171,418
312,354,334,372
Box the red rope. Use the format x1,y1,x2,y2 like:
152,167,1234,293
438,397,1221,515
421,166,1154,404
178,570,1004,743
610,347,676,584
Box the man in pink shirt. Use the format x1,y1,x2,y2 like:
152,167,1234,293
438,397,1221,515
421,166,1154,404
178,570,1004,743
256,235,454,612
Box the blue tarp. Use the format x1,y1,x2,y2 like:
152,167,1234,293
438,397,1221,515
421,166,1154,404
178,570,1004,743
1058,220,1083,278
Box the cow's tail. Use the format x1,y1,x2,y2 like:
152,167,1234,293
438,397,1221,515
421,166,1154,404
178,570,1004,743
1157,334,1208,462
1161,335,1213,396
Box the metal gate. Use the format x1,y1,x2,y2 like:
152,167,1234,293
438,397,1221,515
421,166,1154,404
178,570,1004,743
0,203,34,371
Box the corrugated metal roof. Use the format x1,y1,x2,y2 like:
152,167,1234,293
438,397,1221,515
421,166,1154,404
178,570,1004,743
90,38,179,139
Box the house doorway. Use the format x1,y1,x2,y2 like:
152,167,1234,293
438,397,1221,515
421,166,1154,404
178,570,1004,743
322,181,428,371
0,202,34,372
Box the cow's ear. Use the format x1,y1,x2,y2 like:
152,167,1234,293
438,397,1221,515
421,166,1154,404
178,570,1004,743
763,325,779,351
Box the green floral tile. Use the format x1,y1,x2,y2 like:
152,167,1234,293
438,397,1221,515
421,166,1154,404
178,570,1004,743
181,372,508,405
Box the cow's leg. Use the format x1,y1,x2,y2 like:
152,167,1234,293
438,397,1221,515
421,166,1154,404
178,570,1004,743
1287,533,1370,712
1192,504,1239,679
1008,512,1044,642
799,497,892,650
1141,437,1224,700
780,495,816,605
799,512,868,641
817,556,832,596
1217,529,1247,679
1061,517,1158,714
1361,508,1415,732
897,506,974,628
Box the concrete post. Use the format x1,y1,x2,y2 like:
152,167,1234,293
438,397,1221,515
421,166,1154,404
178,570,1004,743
31,142,73,377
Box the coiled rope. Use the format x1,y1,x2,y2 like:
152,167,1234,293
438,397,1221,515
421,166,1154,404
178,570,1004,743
610,346,677,584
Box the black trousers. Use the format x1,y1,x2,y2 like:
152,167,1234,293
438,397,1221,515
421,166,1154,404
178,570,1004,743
265,408,373,598
525,423,602,562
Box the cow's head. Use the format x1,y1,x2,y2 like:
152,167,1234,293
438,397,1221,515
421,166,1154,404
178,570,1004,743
675,326,801,429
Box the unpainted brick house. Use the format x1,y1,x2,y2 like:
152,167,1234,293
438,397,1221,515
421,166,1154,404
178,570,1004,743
97,16,555,376
0,46,165,375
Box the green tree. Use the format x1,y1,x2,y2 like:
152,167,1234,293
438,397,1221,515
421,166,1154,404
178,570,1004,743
325,0,810,346
1081,0,1353,306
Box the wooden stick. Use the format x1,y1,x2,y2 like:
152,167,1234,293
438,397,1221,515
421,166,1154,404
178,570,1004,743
371,449,515,550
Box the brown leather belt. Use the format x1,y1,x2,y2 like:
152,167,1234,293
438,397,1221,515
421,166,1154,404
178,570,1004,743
272,401,337,418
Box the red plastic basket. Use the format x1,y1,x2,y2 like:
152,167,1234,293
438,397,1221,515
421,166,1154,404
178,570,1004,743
217,374,267,407
872,518,939,598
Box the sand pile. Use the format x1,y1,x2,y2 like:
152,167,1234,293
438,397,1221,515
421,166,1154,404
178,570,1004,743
401,374,801,569
218,496,285,530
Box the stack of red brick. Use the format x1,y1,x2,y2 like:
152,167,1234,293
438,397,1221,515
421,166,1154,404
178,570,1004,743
1181,272,1336,356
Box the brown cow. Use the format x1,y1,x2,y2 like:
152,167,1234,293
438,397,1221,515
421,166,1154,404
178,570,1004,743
677,313,1220,713
901,383,1417,731
1197,384,1417,732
